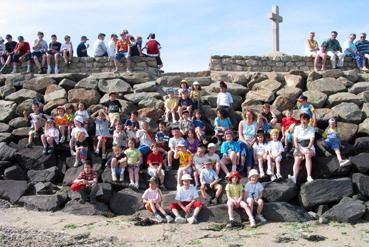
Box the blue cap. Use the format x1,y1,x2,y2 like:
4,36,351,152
177,140,187,147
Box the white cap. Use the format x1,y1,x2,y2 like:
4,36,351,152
208,143,216,148
248,169,259,178
193,81,200,86
181,174,192,180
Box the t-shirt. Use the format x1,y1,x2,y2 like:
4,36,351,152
65,113,75,123
322,39,342,52
186,138,200,154
192,120,205,129
262,111,274,123
71,126,89,138
240,121,257,141
124,148,141,165
142,188,161,202
33,39,48,52
165,98,177,110
177,151,192,168
355,40,369,55
147,152,163,166
192,154,208,170
136,129,153,147
175,185,199,202
225,183,243,199
323,127,341,141
130,41,142,57
113,130,127,147
107,39,116,57
155,131,170,143
205,153,220,164
116,39,130,53
45,127,60,143
61,42,73,51
103,100,122,113
220,141,240,156
95,118,110,137
0,43,5,55
294,125,315,142
299,103,315,118
15,42,30,55
48,42,61,52
252,142,267,156
190,90,201,101
106,153,126,167
281,117,298,131
178,98,194,108
217,92,233,107
267,140,284,156
168,137,185,150
145,40,161,56
343,40,358,56
5,41,17,53
244,182,264,199
29,112,43,126
77,42,88,57
55,115,68,126
75,110,89,122
179,119,193,134
125,119,139,130
200,168,218,184
76,139,88,148
214,117,231,130
93,39,107,57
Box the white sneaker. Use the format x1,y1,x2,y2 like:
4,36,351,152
11,69,16,74
266,169,273,176
70,150,76,156
112,173,118,182
270,175,277,181
339,160,351,167
155,214,164,223
276,173,282,179
187,216,197,224
307,176,314,183
73,160,80,167
119,174,124,182
26,67,31,73
60,136,65,143
54,67,59,74
255,214,267,223
250,217,256,228
260,171,266,178
165,215,174,223
95,149,100,154
175,216,186,224
288,175,296,184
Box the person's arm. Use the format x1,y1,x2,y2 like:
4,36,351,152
238,121,247,144
90,111,99,119
238,190,245,204
293,128,299,149
137,151,143,166
199,171,205,185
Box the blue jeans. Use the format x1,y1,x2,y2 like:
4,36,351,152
348,54,365,68
238,141,254,168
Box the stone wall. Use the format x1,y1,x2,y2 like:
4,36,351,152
5,56,158,74
210,55,358,72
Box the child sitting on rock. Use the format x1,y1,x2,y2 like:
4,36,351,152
24,100,45,148
200,159,223,205
69,116,89,156
54,106,68,143
125,111,140,132
192,110,206,144
124,138,142,189
317,118,351,167
174,140,193,187
169,174,203,224
164,89,178,123
185,129,200,155
74,101,89,128
91,109,110,159
136,121,154,155
103,91,122,128
190,81,202,110
146,143,166,190
155,121,170,154
41,118,59,154
113,121,127,148
142,177,173,223
178,90,194,118
252,131,268,178
65,104,75,141
220,130,240,172
266,129,284,181
281,108,298,152
179,110,194,136
167,127,185,170
297,95,317,127
106,144,127,182
192,146,208,188
206,143,229,176
74,131,89,167
244,169,267,226
214,108,232,139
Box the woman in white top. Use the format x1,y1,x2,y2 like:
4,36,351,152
61,35,73,65
305,32,327,72
289,113,315,184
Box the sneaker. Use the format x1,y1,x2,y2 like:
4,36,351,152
165,215,174,223
11,69,16,74
134,183,139,190
260,171,266,178
226,220,237,228
70,150,76,156
339,160,351,167
26,143,32,148
73,160,80,167
187,216,197,224
113,68,119,73
129,182,135,188
211,198,219,205
255,214,267,223
112,173,118,182
249,218,256,228
270,175,277,181
266,169,273,176
102,153,107,159
288,175,296,184
95,149,100,154
26,68,31,73
60,136,65,143
42,147,48,154
276,173,282,179
126,69,133,74
307,176,314,183
175,216,186,224
155,214,164,223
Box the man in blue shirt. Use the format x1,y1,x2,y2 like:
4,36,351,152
321,31,344,69
355,33,369,69
77,36,89,57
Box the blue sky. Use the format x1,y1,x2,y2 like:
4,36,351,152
2,0,369,72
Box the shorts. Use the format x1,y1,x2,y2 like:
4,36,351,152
114,166,123,175
128,164,140,170
179,166,192,175
269,155,282,162
139,145,151,155
294,145,316,156
286,132,293,143
12,53,31,63
108,113,120,124
97,136,108,142
115,51,128,60
169,200,203,210
145,202,154,212
324,137,340,150
147,166,165,177
238,141,247,157
32,51,46,58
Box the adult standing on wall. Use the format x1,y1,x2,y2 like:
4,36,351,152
77,36,89,57
93,33,108,57
355,33,369,69
288,113,315,184
114,30,132,73
305,32,327,71
321,31,344,69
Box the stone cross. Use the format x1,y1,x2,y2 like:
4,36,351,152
268,5,283,53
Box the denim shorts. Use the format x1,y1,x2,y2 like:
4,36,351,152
115,52,128,60
324,137,340,150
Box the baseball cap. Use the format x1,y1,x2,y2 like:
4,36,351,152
81,35,88,40
248,169,259,178
329,118,336,124
56,106,65,111
181,174,192,180
208,143,216,148
98,33,106,37
47,117,54,123
177,140,187,147
297,95,308,101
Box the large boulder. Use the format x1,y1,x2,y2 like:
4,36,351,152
138,98,164,109
207,81,247,96
5,89,42,104
138,107,164,122
0,100,16,122
262,202,312,222
299,178,353,208
58,78,76,90
4,165,27,180
284,74,304,89
350,153,369,173
8,117,28,129
15,99,34,116
109,189,143,215
12,127,31,138
5,73,34,87
0,123,10,133
63,166,83,186
276,87,302,102
98,78,132,93
337,77,354,88
43,98,67,114
23,77,56,93
75,77,98,89
15,146,57,170
63,200,111,216
358,118,369,136
353,137,369,154
337,122,358,143
0,142,17,161
0,180,28,203
0,84,16,98
120,72,153,85
320,69,344,78
197,204,247,223
352,173,369,197
133,81,158,93
272,96,293,112
242,90,275,106
321,197,366,224
27,166,60,184
332,102,363,123
252,79,282,93
44,88,67,102
0,133,12,143
343,69,360,82
348,82,369,94
124,92,161,104
262,181,297,202
19,194,68,211
362,103,369,118
302,90,327,108
312,156,351,179
327,92,363,107
68,88,100,106
307,78,346,96
307,71,322,82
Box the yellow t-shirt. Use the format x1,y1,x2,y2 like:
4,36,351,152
124,148,141,165
178,151,192,168
190,90,201,101
225,183,243,199
306,39,318,49
165,98,178,110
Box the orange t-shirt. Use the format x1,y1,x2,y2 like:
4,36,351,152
116,39,131,53
55,116,68,126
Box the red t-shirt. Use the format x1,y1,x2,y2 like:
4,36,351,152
145,40,160,55
15,42,30,55
147,152,163,165
281,117,298,130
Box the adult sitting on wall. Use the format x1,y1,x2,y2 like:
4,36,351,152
305,31,327,71
343,33,368,72
321,31,344,69
46,34,62,74
355,32,369,68
114,30,132,73
93,33,108,57
238,110,260,174
77,35,89,57
288,113,315,184
70,160,99,204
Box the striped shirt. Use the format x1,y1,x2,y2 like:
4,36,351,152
355,40,369,55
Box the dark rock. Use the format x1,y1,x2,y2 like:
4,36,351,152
63,166,83,186
0,100,17,122
0,133,12,143
98,183,113,204
262,202,313,222
8,117,28,129
34,182,59,195
0,142,17,161
63,200,111,216
0,180,28,203
353,137,369,155
300,178,353,208
321,197,366,223
27,166,60,184
0,123,11,133
164,170,177,191
19,194,67,211
198,204,247,223
350,153,369,173
0,161,12,173
312,156,351,179
109,188,143,215
4,165,27,180
11,127,30,138
15,146,57,170
352,173,369,197
262,181,298,202
101,167,112,183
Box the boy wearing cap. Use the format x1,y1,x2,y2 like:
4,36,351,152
317,118,351,167
164,89,178,123
200,159,223,205
142,177,173,223
174,140,193,187
114,30,132,73
169,174,203,224
179,110,193,136
77,36,89,57
297,95,317,127
244,169,267,225
24,101,45,148
46,34,62,74
12,36,31,73
93,33,108,57
32,32,48,74
220,130,241,173
103,91,122,127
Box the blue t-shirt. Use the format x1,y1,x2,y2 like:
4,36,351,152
77,42,88,57
220,140,240,155
155,131,170,143
214,117,231,130
299,103,314,118
355,40,369,55
193,119,205,129
125,119,140,130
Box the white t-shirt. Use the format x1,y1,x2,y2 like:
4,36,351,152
294,125,315,142
267,140,284,156
168,137,185,150
252,142,267,156
107,39,116,57
45,127,60,144
61,42,73,51
175,185,199,201
93,39,107,57
192,154,208,170
200,168,219,184
217,92,233,107
136,129,153,147
71,126,89,138
33,39,48,52
244,182,264,199
205,153,220,163
75,110,89,122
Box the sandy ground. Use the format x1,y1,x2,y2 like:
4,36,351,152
0,207,369,247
